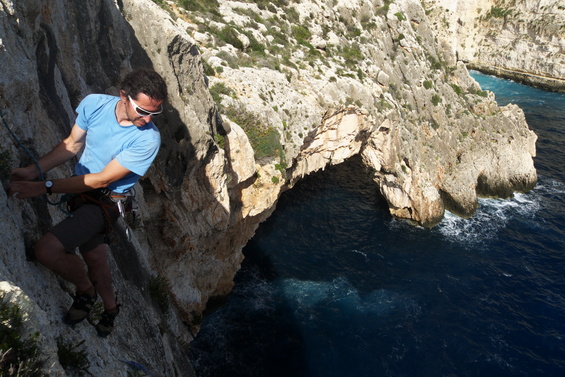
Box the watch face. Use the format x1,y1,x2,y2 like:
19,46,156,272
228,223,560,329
45,181,53,188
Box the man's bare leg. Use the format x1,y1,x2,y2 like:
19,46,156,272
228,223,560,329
34,232,93,294
81,244,117,311
82,243,120,337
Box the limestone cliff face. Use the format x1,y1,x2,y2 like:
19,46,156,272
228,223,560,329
425,0,565,91
0,0,540,374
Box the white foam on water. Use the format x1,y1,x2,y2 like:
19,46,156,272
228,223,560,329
279,277,416,318
436,189,544,246
279,278,335,308
350,249,369,260
536,179,565,195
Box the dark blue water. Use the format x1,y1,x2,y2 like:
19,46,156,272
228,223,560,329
189,72,565,377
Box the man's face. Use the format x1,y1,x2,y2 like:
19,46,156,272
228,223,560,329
126,93,163,127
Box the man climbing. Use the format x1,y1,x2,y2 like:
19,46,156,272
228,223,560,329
7,68,168,337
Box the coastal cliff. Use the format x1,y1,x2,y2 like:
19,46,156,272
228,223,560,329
425,0,565,92
0,0,542,375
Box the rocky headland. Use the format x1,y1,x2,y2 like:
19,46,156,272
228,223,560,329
0,0,552,374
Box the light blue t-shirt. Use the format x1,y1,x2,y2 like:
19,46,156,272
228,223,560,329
74,94,161,193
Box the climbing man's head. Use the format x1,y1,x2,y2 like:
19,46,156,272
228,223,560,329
120,68,168,103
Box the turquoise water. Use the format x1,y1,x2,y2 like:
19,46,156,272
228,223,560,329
189,72,565,377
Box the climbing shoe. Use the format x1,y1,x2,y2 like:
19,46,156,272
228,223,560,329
63,290,98,325
95,305,120,337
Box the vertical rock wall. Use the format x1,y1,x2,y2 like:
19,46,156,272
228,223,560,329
0,0,201,374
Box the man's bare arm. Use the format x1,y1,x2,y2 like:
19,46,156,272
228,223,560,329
8,158,132,199
10,124,87,182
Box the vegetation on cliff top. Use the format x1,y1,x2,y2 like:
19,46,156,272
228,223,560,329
153,0,496,165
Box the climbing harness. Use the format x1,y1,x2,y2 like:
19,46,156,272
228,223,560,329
1,107,138,242
67,188,138,242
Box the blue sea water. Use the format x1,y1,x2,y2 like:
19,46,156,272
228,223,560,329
189,72,565,377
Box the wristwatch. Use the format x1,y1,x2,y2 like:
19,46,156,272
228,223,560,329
45,180,53,195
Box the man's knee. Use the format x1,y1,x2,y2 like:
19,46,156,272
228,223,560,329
81,244,108,268
34,233,66,265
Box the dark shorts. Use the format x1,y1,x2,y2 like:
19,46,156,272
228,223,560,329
50,196,119,253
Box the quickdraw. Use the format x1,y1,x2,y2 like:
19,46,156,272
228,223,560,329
107,188,138,242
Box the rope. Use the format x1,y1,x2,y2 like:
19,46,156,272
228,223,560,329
1,107,73,215
0,108,45,179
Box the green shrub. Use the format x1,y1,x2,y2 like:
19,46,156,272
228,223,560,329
269,28,290,47
362,21,378,30
57,337,90,375
427,54,443,70
423,80,433,89
209,82,234,107
225,106,282,159
0,294,43,376
216,51,239,69
275,162,287,172
376,1,391,16
346,24,362,38
178,0,221,17
291,25,311,45
247,34,266,55
202,60,216,77
234,7,264,24
214,134,225,149
394,12,406,21
217,25,245,51
432,94,441,106
281,55,298,71
357,68,365,81
451,84,462,95
284,7,300,23
485,6,513,20
341,44,363,64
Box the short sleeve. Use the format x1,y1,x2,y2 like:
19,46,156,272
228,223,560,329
75,95,97,130
116,132,161,176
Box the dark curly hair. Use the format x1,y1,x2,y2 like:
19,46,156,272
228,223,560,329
121,68,168,102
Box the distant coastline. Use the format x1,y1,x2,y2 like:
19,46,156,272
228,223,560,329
467,61,565,93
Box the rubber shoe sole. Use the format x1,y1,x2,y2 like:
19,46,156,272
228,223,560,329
96,306,120,337
63,291,97,325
